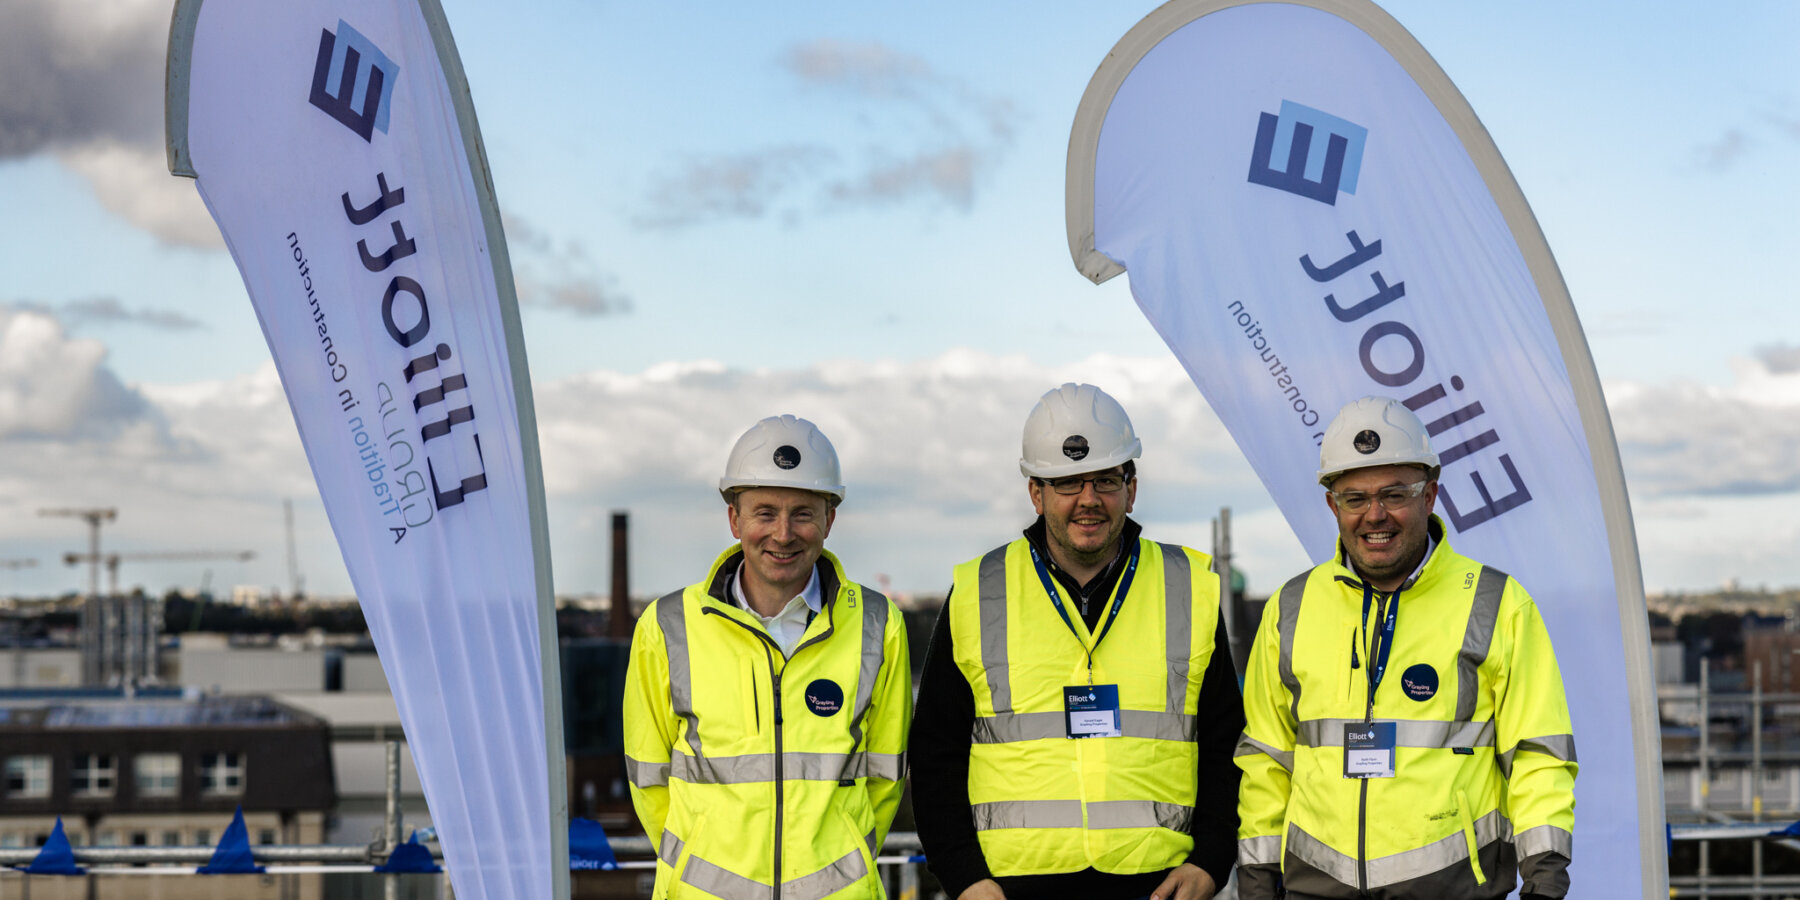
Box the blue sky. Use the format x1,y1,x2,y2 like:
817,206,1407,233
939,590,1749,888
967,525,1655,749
0,0,1794,599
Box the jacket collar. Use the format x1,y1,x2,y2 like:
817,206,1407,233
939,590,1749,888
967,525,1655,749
1330,514,1449,594
703,545,844,611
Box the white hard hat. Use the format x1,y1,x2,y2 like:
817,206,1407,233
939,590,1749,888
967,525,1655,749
1317,396,1439,486
1019,383,1142,479
720,415,846,502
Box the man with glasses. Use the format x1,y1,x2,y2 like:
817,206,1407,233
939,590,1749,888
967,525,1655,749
1235,396,1577,900
912,383,1243,900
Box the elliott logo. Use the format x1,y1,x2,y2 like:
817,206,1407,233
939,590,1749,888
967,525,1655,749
1348,729,1374,741
308,20,398,143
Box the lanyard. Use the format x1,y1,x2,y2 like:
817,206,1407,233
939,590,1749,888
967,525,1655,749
1029,540,1141,683
1359,582,1401,719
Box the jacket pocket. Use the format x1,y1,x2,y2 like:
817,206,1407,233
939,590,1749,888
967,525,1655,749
829,805,880,899
1455,788,1487,886
662,811,705,900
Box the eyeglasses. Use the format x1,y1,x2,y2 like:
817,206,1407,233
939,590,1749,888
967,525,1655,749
1329,480,1428,513
1038,473,1130,495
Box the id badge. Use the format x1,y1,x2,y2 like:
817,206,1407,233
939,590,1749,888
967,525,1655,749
1064,684,1122,739
1343,722,1396,778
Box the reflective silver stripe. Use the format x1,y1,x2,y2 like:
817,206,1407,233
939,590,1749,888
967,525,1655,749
1288,810,1512,891
1285,821,1358,888
1295,718,1494,749
1238,834,1282,866
783,849,869,900
1160,543,1192,715
682,854,767,900
1087,799,1192,831
671,750,870,784
672,750,773,784
866,751,905,782
675,845,869,899
658,828,683,867
1368,809,1510,889
1120,709,1198,741
1498,733,1578,778
1514,823,1573,859
624,755,670,789
865,830,878,856
972,710,1195,743
657,590,701,756
972,799,1084,830
1235,732,1294,773
978,547,1012,713
847,585,890,752
1458,567,1507,721
973,711,1063,743
1276,572,1308,722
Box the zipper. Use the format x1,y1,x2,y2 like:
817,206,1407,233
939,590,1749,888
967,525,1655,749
1356,594,1382,896
704,607,788,899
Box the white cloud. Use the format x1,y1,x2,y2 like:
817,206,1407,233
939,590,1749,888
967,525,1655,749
1607,352,1800,497
3,319,1795,598
57,141,223,249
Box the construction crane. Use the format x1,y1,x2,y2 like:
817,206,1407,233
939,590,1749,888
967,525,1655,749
58,550,255,687
61,550,257,597
38,508,117,600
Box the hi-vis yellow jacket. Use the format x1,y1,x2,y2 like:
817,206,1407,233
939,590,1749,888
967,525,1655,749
948,537,1224,877
624,547,911,900
1235,517,1576,900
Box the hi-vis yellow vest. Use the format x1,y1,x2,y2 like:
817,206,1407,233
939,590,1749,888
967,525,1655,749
948,537,1223,877
624,548,911,900
1234,521,1577,900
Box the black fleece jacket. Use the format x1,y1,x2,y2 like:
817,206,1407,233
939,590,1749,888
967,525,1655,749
909,518,1245,900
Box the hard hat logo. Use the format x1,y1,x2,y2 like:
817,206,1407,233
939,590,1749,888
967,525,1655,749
1316,396,1439,485
1020,383,1143,479
719,415,847,502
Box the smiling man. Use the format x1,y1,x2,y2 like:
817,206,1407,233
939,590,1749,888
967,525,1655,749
1235,397,1578,900
623,415,911,899
911,383,1243,900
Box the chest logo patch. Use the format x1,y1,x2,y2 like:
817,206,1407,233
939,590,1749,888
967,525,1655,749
1401,664,1439,701
805,679,844,717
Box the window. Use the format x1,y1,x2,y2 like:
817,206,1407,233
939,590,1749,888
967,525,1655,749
130,832,148,847
97,830,120,847
194,829,211,847
70,754,116,797
4,756,50,799
258,829,277,845
135,753,180,798
200,752,244,795
161,831,181,847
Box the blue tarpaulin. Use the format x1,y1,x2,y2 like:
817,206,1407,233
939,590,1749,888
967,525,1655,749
197,806,266,874
569,817,618,871
18,818,84,875
375,831,442,874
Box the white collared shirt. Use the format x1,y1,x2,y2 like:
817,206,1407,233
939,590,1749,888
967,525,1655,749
731,565,823,658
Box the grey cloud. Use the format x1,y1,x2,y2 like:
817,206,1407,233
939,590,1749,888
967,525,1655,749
636,145,837,229
1694,129,1750,172
639,39,1018,228
62,296,204,332
503,214,633,317
0,306,163,441
1759,344,1800,374
1610,357,1800,497
0,0,168,158
0,1,222,248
